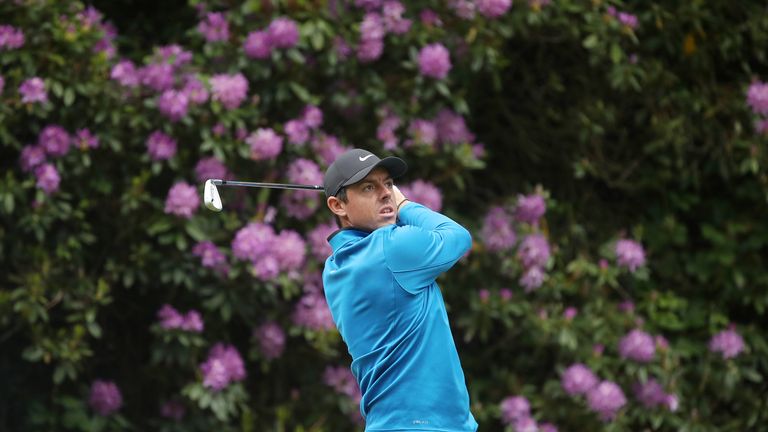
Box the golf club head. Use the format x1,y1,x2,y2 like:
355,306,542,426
204,179,223,212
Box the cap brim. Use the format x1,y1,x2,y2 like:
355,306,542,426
341,156,408,189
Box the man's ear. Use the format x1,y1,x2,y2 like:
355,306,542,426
327,196,347,218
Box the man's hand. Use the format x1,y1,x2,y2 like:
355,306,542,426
392,185,410,210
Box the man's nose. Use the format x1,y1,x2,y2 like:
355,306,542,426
379,184,392,200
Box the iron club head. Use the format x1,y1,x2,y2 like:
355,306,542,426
204,179,223,212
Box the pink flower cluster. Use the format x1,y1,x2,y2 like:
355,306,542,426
284,104,324,146
481,206,516,252
156,304,204,332
618,329,655,362
355,1,411,62
476,0,512,18
286,157,321,186
562,360,679,421
561,363,598,396
243,17,300,60
708,327,746,359
382,1,412,34
418,43,452,79
292,275,335,330
93,21,118,58
194,157,231,182
7,9,114,106
292,291,336,331
146,130,177,161
246,128,283,161
614,239,646,272
747,81,768,115
89,380,123,416
33,164,60,195
280,158,324,220
480,194,550,291
74,129,100,150
561,364,626,421
323,365,362,403
198,12,230,43
210,73,248,110
0,25,25,50
377,110,401,149
307,220,337,261
231,222,307,281
517,234,549,292
254,321,286,360
192,241,229,275
164,182,200,218
19,77,47,103
399,180,443,211
434,109,476,145
61,6,117,58
406,119,438,147
515,194,546,224
607,6,639,29
19,125,101,195
311,133,348,167
401,109,477,150
499,395,558,432
389,110,472,155
747,81,768,134
517,234,550,268
633,379,678,411
587,381,628,421
199,343,246,391
110,45,210,119
449,0,477,20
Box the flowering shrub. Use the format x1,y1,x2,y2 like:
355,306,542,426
1,1,766,431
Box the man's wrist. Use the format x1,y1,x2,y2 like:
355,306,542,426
397,199,410,210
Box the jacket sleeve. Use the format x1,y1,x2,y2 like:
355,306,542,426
383,203,472,294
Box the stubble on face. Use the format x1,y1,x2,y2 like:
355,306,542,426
343,168,396,231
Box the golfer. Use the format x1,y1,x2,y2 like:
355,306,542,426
322,148,478,431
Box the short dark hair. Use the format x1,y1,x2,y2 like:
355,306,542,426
333,187,348,227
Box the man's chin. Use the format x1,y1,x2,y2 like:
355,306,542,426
376,214,397,228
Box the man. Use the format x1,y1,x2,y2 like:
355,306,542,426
322,148,478,431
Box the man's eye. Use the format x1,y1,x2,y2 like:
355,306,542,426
364,185,373,191
386,182,393,188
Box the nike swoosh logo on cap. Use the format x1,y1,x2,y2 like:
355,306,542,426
359,155,373,161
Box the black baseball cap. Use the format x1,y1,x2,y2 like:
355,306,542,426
324,148,408,196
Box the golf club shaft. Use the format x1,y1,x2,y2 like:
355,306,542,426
211,179,323,191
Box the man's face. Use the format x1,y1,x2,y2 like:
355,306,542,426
331,168,396,231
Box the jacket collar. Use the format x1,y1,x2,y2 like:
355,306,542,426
327,227,371,251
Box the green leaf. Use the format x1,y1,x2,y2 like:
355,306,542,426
51,81,64,97
583,34,599,49
289,82,311,102
3,193,13,214
610,43,623,64
87,321,102,338
241,0,262,14
185,222,207,242
435,82,451,97
63,88,75,106
147,219,172,236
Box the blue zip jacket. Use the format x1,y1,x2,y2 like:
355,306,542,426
323,202,478,432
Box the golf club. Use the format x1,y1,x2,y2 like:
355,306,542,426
203,179,323,212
